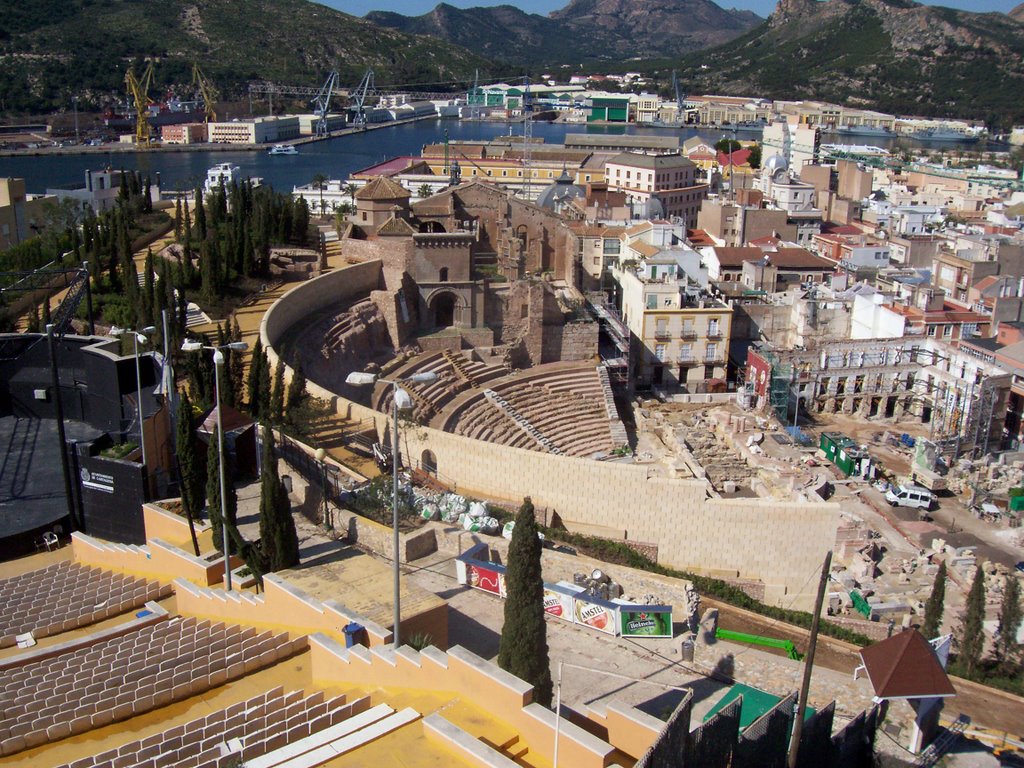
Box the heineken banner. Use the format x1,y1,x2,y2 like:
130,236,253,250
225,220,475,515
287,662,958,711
619,607,673,638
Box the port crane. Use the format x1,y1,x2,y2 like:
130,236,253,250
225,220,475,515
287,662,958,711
125,62,155,147
349,69,377,127
191,63,219,124
310,71,339,138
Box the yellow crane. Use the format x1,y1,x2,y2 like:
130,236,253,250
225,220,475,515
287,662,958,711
124,62,155,147
191,63,219,124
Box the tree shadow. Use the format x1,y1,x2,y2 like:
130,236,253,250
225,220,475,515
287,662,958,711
448,607,501,659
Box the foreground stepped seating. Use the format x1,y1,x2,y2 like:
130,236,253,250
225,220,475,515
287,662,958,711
55,686,388,768
450,367,617,458
0,561,171,648
0,617,304,757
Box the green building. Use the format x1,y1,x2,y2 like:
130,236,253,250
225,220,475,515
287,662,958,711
588,96,630,123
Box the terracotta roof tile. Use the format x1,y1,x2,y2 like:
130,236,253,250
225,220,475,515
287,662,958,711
859,629,956,700
355,176,410,201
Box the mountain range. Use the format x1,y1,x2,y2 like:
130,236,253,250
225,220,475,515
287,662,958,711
676,0,1024,126
0,0,493,113
367,0,763,65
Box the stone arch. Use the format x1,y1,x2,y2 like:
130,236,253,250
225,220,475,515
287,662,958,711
421,449,437,475
429,290,458,328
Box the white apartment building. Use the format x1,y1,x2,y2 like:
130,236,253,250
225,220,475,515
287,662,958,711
762,121,820,173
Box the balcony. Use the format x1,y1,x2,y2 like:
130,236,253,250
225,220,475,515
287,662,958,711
678,356,699,367
654,328,671,340
703,356,723,365
681,329,697,340
706,330,723,340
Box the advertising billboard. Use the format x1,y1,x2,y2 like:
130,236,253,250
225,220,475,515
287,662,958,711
466,562,506,598
619,607,673,638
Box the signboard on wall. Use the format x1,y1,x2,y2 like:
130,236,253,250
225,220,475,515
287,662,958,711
466,562,506,598
573,598,617,635
619,607,673,638
455,546,673,640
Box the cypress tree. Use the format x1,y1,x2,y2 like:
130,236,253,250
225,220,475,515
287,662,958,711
286,362,307,412
41,298,51,328
141,249,155,328
175,390,203,556
270,360,285,425
229,318,245,401
194,188,207,241
174,197,183,240
27,304,40,333
206,425,224,551
995,574,1021,666
256,348,272,425
258,427,300,571
921,561,947,639
247,337,265,417
498,497,553,706
956,565,986,678
183,198,193,245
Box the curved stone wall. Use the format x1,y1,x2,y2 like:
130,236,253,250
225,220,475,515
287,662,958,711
262,261,841,610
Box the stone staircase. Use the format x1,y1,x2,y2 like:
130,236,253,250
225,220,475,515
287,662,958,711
597,365,629,447
483,389,563,456
442,349,480,388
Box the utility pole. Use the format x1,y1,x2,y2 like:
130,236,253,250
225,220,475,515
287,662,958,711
788,550,833,768
72,96,80,144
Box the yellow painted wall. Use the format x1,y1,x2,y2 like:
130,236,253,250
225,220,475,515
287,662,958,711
71,532,224,586
309,635,622,768
173,575,392,648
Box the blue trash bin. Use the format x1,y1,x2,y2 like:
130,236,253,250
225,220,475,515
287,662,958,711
343,622,364,649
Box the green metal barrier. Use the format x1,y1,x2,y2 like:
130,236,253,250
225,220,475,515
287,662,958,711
715,628,803,661
850,589,872,619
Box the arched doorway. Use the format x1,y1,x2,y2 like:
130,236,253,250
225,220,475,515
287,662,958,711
421,450,437,476
433,293,456,328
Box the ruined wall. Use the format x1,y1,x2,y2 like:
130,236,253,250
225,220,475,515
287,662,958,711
264,262,841,610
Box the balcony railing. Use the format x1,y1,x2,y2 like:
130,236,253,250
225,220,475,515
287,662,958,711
681,329,697,340
706,330,723,340
679,356,699,366
654,329,671,340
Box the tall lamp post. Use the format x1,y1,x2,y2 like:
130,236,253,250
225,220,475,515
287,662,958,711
113,325,156,473
182,338,248,591
345,370,437,648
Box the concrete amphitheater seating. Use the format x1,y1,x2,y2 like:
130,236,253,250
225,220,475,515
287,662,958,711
54,686,410,768
0,617,304,757
450,367,616,458
379,350,507,423
0,561,171,648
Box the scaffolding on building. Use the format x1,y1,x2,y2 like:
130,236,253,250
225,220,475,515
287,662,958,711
757,347,793,422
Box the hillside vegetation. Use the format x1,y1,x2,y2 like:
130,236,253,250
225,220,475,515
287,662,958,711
0,0,494,114
674,0,1024,127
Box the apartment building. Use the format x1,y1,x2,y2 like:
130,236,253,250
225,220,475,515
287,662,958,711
613,258,732,390
604,153,707,227
762,122,820,173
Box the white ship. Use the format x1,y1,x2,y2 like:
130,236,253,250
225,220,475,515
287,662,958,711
268,144,299,156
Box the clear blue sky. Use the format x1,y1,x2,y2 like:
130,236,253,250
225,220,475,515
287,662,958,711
328,0,1019,18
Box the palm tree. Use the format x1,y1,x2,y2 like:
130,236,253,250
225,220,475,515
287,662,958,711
417,183,432,199
310,174,328,217
342,182,358,206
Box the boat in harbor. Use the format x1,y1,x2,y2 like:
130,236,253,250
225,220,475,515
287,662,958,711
907,127,980,143
835,124,893,138
268,144,298,156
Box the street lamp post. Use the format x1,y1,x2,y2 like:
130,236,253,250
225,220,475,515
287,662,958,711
112,326,156,473
182,338,248,591
345,370,437,648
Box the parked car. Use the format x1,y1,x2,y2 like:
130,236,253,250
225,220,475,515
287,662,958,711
885,484,935,512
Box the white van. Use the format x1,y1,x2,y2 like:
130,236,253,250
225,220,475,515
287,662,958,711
885,484,934,511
